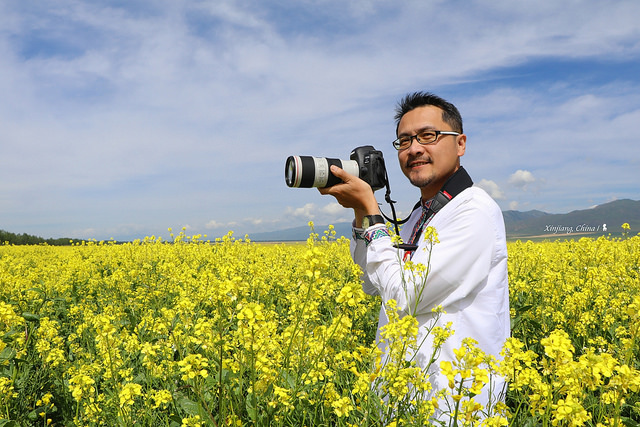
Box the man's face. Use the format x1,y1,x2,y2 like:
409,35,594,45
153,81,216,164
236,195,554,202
397,105,466,199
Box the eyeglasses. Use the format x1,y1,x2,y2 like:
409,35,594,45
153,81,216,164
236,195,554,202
392,130,460,151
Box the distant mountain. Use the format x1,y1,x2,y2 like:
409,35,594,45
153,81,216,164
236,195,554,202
505,199,640,238
249,199,639,242
502,209,549,225
248,222,353,242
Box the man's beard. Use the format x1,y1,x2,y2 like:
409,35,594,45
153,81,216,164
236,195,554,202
404,157,435,188
409,174,434,189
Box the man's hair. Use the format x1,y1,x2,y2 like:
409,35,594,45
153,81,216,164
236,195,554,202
394,91,463,134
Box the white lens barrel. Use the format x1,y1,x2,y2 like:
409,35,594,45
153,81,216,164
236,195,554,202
340,160,360,179
285,156,359,188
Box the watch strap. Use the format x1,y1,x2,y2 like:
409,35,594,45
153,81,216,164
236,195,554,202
363,214,385,228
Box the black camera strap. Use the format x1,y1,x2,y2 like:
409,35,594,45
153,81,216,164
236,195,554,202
382,166,473,252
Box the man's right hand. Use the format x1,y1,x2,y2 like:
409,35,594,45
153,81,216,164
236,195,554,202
318,165,380,227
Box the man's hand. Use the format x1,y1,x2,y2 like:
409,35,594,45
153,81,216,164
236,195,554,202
318,165,380,227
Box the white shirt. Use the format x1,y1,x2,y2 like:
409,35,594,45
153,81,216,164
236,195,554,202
351,186,510,414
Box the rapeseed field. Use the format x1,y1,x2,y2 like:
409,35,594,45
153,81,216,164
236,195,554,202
0,225,638,426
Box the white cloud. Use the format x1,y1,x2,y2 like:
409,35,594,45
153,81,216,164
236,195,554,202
282,202,352,226
509,201,519,210
286,203,317,219
476,179,505,200
205,220,226,229
321,202,347,216
508,170,536,189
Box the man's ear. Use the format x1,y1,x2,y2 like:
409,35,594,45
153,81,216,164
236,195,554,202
456,134,467,157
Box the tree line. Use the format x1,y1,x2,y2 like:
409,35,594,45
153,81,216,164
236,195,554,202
0,229,83,246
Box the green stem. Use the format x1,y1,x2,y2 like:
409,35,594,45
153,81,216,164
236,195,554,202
217,302,225,422
282,278,314,370
249,326,258,425
295,309,345,395
194,379,218,427
452,377,465,427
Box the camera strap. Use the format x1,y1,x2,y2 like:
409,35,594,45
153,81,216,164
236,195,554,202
382,166,473,252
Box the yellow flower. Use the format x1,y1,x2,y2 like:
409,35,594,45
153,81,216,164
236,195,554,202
119,382,143,407
149,389,172,409
541,329,574,362
178,354,209,381
0,377,17,401
35,317,66,367
68,373,96,402
552,395,589,426
331,396,354,418
432,321,454,347
3,220,640,425
440,360,457,389
269,385,294,410
336,281,365,307
391,234,404,245
423,226,440,244
481,415,509,426
181,415,203,427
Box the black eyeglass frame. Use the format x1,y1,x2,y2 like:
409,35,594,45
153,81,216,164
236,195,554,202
392,130,461,151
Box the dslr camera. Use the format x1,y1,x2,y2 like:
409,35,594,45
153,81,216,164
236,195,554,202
285,145,388,191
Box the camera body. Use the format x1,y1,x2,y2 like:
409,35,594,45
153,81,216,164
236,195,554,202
285,145,388,191
349,145,388,191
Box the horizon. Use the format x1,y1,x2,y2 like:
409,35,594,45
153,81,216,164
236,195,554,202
4,196,638,242
2,1,639,241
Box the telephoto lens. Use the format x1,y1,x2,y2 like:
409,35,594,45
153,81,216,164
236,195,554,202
285,156,360,188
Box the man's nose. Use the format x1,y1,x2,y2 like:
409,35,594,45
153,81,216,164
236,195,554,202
406,136,426,154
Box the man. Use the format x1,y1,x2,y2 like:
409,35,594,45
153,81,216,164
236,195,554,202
319,92,510,417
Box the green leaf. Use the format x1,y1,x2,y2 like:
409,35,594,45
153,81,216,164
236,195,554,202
246,397,257,421
27,409,40,422
622,416,640,427
281,370,296,388
0,346,16,361
177,396,199,416
21,312,40,322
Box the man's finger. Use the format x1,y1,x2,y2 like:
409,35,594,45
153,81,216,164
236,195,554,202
329,165,350,181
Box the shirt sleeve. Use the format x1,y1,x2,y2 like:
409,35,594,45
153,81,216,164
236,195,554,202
350,223,385,296
360,196,497,316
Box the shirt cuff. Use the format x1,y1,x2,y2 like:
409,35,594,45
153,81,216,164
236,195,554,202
363,224,391,246
352,226,365,241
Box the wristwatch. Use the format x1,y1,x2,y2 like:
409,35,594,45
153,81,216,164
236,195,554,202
362,214,385,229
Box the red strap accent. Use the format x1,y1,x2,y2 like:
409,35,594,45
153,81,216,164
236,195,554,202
442,190,453,199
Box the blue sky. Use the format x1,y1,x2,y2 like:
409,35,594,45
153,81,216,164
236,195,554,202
1,0,639,241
